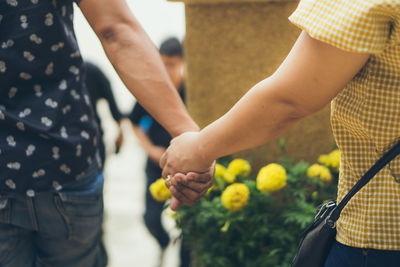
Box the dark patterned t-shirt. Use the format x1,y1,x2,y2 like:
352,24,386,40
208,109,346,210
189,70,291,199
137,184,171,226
0,0,99,197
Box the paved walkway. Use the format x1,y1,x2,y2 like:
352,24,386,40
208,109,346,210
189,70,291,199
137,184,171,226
99,106,180,267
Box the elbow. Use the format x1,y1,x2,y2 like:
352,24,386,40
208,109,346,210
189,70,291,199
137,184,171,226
98,25,118,43
95,21,141,46
268,87,323,124
265,89,311,125
279,97,315,122
95,22,145,69
266,99,308,138
257,77,316,123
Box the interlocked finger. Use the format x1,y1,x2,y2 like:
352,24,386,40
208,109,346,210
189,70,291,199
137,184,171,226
173,174,211,193
169,186,199,207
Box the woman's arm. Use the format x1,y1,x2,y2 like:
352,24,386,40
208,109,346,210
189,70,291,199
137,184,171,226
161,31,370,176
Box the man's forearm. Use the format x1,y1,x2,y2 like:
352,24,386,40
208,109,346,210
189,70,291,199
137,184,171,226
97,22,198,136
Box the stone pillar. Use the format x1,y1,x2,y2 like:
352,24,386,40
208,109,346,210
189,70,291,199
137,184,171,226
170,0,334,169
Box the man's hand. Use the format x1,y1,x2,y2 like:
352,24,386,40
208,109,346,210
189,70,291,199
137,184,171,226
160,132,215,211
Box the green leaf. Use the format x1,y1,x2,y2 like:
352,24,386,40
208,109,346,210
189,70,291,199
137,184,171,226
279,138,286,152
175,154,338,266
290,161,309,176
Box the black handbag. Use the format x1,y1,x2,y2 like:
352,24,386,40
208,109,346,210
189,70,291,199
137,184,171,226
291,141,400,267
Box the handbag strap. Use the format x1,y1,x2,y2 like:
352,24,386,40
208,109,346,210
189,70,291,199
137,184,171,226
329,141,400,223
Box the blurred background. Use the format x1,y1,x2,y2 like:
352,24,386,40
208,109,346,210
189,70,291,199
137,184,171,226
73,1,186,266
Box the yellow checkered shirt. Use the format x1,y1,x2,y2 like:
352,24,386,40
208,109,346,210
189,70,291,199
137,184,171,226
289,0,400,250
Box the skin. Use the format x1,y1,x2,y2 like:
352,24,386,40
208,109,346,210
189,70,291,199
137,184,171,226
79,0,213,210
160,31,371,198
130,55,185,165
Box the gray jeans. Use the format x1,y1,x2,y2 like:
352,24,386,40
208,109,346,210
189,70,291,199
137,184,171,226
0,169,106,267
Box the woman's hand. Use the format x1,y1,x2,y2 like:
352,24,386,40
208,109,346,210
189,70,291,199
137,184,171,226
160,132,214,178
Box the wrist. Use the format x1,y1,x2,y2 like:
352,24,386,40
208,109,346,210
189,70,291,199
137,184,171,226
171,120,199,137
197,129,218,166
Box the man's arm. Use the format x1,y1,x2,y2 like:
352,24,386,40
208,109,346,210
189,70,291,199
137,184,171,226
78,0,199,137
78,0,208,211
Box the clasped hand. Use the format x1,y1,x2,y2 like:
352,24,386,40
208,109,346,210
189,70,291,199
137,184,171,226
160,132,215,211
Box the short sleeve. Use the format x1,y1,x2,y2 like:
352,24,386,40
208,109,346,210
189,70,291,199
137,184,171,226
289,0,396,54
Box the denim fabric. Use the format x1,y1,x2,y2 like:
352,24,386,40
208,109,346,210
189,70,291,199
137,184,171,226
325,241,400,267
0,165,106,267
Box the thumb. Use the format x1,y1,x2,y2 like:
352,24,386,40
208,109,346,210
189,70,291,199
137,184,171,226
170,196,182,211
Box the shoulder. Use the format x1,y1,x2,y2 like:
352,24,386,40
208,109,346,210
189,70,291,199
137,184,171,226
289,0,399,54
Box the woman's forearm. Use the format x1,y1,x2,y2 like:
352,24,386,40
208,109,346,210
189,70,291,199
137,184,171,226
196,31,370,162
160,32,370,176
198,77,303,161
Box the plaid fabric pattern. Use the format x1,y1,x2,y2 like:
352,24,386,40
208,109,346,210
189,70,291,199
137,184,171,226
289,0,400,250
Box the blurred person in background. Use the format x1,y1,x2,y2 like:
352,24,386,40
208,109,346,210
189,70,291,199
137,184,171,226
84,61,124,167
124,37,191,267
0,0,212,266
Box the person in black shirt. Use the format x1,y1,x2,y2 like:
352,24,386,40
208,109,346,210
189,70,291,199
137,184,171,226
84,61,123,167
128,38,191,267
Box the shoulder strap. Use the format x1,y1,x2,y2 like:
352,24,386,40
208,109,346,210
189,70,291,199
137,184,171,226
329,141,400,222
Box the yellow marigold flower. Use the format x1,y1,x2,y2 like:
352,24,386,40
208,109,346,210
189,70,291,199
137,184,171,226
328,149,340,172
221,183,250,212
318,154,330,166
307,164,332,184
215,164,226,178
319,167,333,184
227,159,251,178
149,178,171,202
307,164,323,178
215,163,236,183
223,172,236,183
256,163,287,193
318,150,340,172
